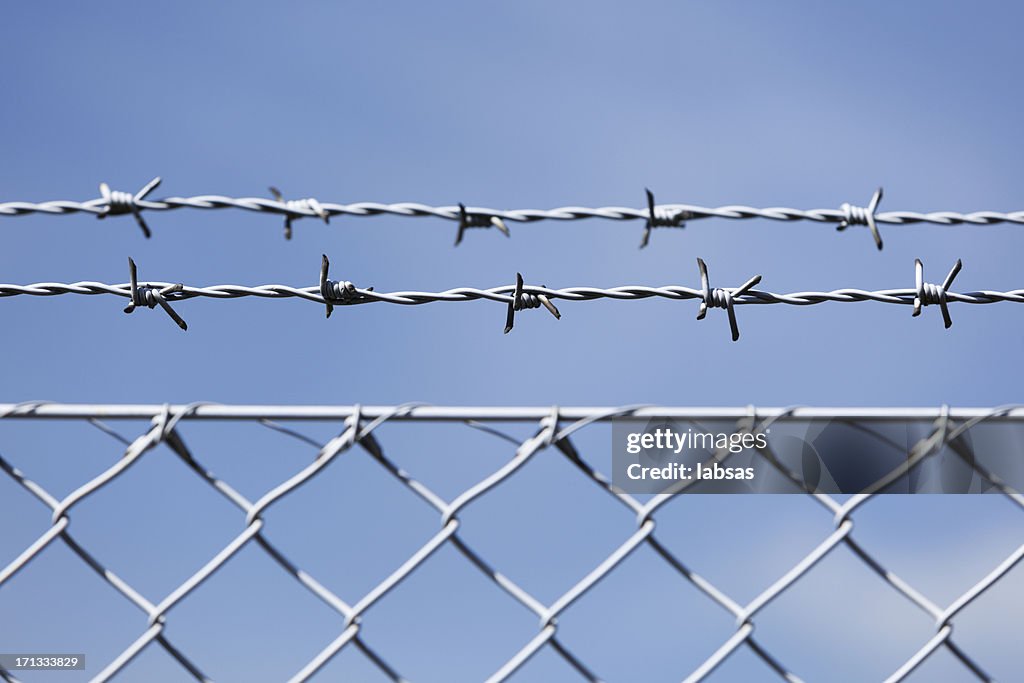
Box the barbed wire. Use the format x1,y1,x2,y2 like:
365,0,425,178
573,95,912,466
0,402,1021,683
0,256,1017,339
3,179,1023,249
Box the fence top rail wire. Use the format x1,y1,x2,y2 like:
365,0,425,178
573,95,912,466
3,403,1024,422
0,256,1015,339
3,179,1023,249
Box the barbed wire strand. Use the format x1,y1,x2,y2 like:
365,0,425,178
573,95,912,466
0,403,1021,682
1,256,1019,339
3,180,1024,249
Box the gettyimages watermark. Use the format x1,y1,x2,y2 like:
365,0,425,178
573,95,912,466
610,416,1024,494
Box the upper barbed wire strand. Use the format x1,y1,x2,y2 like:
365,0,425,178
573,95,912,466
4,183,1024,252
5,194,1024,225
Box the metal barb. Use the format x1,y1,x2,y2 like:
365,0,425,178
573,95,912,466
641,188,687,248
838,187,884,251
696,258,762,342
122,257,187,330
456,203,510,246
320,254,370,319
270,187,329,240
504,273,561,334
914,258,962,329
320,254,335,319
98,177,161,238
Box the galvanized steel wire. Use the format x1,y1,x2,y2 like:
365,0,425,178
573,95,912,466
4,178,1024,248
0,403,1022,683
0,256,1018,338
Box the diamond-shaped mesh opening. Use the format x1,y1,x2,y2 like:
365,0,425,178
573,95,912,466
166,419,343,503
64,438,243,599
648,493,836,605
307,640,402,683
349,543,539,681
701,638,817,683
162,541,350,682
555,543,739,681
931,557,1024,683
903,646,993,683
844,494,1024,605
0,466,46,564
751,543,933,681
0,418,130,498
506,640,617,683
456,442,637,604
0,540,143,677
366,420,542,502
259,431,443,601
103,634,213,683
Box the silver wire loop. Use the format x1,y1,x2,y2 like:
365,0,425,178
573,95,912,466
504,272,561,334
641,188,687,248
696,257,762,342
122,257,187,330
455,203,510,246
838,187,884,251
914,258,962,329
319,254,372,319
270,187,329,240
98,177,161,238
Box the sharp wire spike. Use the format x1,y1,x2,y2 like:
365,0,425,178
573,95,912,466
697,257,711,320
98,177,161,238
695,257,761,342
491,216,510,237
320,254,333,319
641,188,686,248
319,254,367,319
456,203,509,246
538,288,561,320
456,204,468,247
914,258,962,329
504,272,560,334
642,188,656,249
504,273,524,334
124,257,139,314
122,256,187,330
271,186,329,240
157,284,188,330
943,258,964,292
269,187,291,240
838,187,884,251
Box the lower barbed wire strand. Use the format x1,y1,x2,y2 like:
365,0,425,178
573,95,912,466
3,281,1024,308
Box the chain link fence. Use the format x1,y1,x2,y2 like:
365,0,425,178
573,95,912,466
1,404,1022,682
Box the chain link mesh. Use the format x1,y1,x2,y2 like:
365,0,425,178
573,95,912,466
1,403,1022,682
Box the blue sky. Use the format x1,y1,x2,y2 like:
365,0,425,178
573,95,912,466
1,1,1023,681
